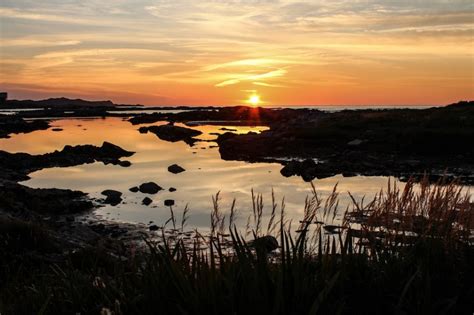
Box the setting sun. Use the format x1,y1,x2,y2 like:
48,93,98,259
248,95,260,106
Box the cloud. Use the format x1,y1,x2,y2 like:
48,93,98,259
1,39,81,47
215,79,241,87
1,0,473,104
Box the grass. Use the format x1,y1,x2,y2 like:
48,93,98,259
0,178,472,314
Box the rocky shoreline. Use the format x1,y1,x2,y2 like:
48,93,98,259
129,100,474,184
1,98,473,263
0,141,144,261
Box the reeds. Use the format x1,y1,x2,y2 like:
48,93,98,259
1,177,472,315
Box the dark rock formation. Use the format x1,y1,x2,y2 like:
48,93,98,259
0,181,93,215
168,164,185,174
139,182,162,194
101,190,123,206
0,116,50,138
138,124,202,145
217,102,474,184
129,186,139,193
169,187,177,192
0,141,134,182
164,199,175,207
142,197,153,206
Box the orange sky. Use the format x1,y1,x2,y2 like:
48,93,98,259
0,1,473,106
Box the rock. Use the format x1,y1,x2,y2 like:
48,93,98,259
138,124,202,145
348,139,364,146
149,224,159,231
0,181,93,215
118,160,131,167
280,160,301,177
168,164,185,174
0,116,50,138
139,182,162,194
129,186,139,193
100,141,134,159
101,190,123,206
169,187,177,192
142,197,153,206
52,128,63,132
250,235,279,252
164,199,175,206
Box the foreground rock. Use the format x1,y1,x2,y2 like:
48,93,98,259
129,186,139,193
101,190,123,206
168,164,185,174
0,141,134,182
138,124,202,145
0,181,93,215
0,116,50,138
164,199,175,206
139,182,162,194
142,197,153,206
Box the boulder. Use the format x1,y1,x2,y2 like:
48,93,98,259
169,187,177,192
139,182,162,194
101,190,122,206
129,186,139,193
168,164,185,174
142,197,153,206
250,235,279,252
139,124,202,145
164,199,175,206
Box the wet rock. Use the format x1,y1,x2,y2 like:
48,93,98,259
139,182,162,194
0,181,93,215
142,197,153,206
164,199,175,207
169,187,177,192
129,186,139,193
118,160,131,167
168,164,185,174
101,190,123,206
0,116,50,138
250,235,279,253
0,141,134,183
138,124,202,145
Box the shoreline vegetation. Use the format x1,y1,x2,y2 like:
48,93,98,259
1,178,472,314
0,96,473,314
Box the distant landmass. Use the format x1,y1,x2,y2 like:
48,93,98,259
2,96,118,109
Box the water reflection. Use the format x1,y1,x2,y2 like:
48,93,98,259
0,118,401,229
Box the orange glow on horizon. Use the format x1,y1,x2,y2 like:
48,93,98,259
0,2,472,106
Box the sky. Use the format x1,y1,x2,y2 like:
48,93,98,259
0,0,473,106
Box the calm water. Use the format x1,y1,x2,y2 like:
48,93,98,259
0,117,401,229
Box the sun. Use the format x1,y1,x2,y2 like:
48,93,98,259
248,95,260,106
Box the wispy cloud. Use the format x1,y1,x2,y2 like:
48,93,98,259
1,0,473,105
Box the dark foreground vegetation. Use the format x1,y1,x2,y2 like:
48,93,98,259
1,179,472,314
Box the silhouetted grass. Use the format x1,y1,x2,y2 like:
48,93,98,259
0,178,472,314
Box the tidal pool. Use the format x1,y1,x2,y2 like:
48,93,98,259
0,117,401,229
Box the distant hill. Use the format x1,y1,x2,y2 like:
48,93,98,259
446,100,473,108
3,97,116,109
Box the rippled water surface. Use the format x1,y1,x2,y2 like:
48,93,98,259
0,117,401,229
